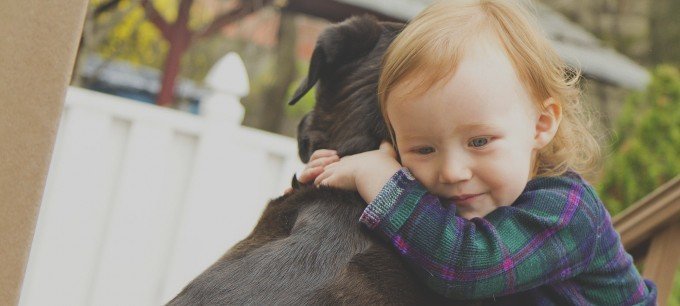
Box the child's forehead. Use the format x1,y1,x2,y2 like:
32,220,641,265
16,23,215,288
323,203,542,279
391,35,512,93
391,44,531,103
387,49,539,132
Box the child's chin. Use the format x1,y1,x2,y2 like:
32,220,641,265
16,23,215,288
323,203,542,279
457,203,495,219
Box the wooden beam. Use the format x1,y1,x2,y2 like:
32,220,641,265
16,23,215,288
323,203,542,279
643,222,680,306
613,176,680,250
286,0,402,23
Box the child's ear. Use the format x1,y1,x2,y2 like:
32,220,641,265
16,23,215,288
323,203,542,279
533,97,562,150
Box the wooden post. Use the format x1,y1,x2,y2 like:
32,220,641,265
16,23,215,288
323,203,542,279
643,222,680,306
0,0,88,305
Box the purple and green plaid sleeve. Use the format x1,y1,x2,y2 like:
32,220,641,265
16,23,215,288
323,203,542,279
359,168,656,304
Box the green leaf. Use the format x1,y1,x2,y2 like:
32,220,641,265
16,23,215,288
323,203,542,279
598,65,680,215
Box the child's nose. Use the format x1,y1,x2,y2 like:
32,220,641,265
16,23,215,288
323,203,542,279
438,157,472,184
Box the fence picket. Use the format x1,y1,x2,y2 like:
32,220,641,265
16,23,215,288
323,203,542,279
21,107,129,306
21,86,303,306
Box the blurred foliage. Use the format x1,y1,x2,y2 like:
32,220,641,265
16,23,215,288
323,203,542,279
95,0,169,69
242,58,315,136
93,0,228,81
245,54,310,107
597,65,680,214
284,61,316,117
671,266,680,306
181,35,237,81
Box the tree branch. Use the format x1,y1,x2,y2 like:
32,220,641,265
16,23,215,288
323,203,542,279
178,0,195,24
141,0,172,41
195,0,273,40
94,0,123,17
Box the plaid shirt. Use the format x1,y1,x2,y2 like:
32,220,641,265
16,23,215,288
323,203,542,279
360,168,657,305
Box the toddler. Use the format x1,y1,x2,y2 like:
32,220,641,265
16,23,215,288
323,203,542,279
299,0,657,304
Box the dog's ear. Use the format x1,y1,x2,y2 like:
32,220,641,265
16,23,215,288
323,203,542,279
288,15,383,105
288,47,325,105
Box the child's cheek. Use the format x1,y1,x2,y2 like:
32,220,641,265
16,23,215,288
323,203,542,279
401,158,434,188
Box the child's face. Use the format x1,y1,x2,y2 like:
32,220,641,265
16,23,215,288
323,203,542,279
387,42,544,219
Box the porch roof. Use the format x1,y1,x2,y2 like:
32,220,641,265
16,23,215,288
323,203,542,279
286,0,650,90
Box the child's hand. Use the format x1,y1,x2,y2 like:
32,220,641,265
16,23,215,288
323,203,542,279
314,142,402,203
283,149,339,195
297,149,340,185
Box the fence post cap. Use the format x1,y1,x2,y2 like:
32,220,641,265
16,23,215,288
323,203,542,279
204,52,249,97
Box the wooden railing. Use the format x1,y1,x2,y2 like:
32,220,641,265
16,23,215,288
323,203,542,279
613,176,680,306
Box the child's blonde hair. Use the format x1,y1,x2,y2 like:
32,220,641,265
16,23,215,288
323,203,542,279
378,0,602,179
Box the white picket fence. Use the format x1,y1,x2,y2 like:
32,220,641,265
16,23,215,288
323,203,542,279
19,54,303,306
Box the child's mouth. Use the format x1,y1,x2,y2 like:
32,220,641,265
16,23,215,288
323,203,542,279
447,193,484,205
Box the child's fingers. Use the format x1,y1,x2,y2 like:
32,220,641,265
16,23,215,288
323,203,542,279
314,166,333,186
298,166,324,184
308,155,339,168
309,149,337,161
299,155,338,183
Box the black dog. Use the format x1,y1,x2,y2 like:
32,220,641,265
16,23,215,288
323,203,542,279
167,16,454,305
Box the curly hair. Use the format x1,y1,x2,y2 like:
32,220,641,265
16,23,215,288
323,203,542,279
378,0,603,179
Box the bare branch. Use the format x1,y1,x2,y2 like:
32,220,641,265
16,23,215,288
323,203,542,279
195,0,274,40
141,0,172,40
93,0,123,17
177,0,194,24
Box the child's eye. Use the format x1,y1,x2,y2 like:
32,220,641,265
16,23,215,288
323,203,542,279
468,137,491,148
415,147,435,155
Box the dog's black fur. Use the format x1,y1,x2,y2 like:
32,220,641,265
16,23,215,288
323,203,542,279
168,16,455,305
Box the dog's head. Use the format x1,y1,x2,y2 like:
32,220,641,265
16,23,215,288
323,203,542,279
289,16,403,163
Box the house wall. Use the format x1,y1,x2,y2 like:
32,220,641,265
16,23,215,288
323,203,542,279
540,0,657,129
541,0,651,63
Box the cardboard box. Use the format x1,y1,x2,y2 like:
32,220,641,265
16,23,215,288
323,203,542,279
0,1,88,304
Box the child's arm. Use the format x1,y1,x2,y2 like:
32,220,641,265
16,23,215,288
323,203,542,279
314,144,616,300
360,167,606,300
